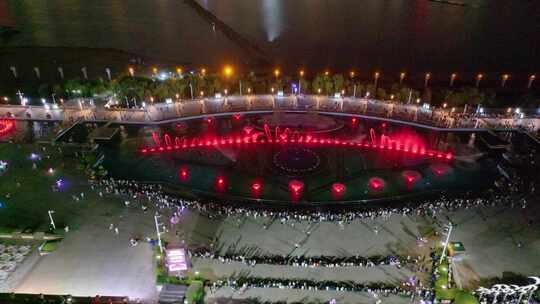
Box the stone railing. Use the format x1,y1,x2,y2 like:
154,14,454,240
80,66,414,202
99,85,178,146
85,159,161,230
1,95,538,132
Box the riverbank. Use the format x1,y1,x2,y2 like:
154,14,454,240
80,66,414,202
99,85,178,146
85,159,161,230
0,46,188,92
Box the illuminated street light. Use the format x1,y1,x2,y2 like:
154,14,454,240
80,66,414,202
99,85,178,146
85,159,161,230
48,210,56,230
416,98,421,104
128,67,135,77
324,70,330,76
271,87,275,93
201,68,206,76
247,88,252,94
399,72,406,85
152,67,158,75
443,102,448,108
299,69,305,77
450,73,457,87
476,73,483,87
176,67,182,76
350,71,355,78
528,74,536,88
317,88,322,94
424,73,431,87
501,74,509,87
200,91,204,97
374,71,380,87
223,65,234,78
274,68,280,78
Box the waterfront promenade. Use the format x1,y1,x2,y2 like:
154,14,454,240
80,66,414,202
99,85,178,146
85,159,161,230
0,95,538,133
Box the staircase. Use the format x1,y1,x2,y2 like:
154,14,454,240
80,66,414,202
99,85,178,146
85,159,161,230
158,284,188,304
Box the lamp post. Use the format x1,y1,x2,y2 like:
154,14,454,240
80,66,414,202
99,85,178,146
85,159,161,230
48,210,56,230
450,73,457,87
154,214,164,253
501,74,509,87
439,222,453,264
528,74,536,89
299,69,304,94
399,72,406,85
374,71,380,87
475,73,483,88
424,73,431,87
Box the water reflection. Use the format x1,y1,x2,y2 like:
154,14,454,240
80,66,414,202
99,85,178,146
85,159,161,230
262,0,283,42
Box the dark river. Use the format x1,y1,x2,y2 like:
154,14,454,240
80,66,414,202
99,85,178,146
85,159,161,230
3,0,540,74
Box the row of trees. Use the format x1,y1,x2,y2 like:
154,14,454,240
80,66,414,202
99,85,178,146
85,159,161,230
2,71,536,108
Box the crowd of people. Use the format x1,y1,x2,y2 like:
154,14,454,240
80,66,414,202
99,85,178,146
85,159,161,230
191,247,416,269
92,177,524,224
208,276,432,300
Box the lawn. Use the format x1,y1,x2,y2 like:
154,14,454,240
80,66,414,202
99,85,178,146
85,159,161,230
0,143,120,232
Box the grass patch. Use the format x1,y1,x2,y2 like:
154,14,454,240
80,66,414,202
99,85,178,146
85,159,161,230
41,240,60,252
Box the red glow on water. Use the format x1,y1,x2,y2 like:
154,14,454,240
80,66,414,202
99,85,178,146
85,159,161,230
233,114,242,120
431,163,451,176
243,126,254,135
252,181,262,192
402,170,421,185
289,180,304,195
216,176,226,190
0,119,15,138
369,177,385,191
206,117,214,124
351,118,357,125
179,167,189,181
332,183,346,194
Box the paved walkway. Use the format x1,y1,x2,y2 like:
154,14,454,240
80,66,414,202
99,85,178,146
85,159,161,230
12,208,157,302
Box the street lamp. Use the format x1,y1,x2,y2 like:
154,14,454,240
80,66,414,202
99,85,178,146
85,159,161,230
476,73,483,87
349,71,355,78
48,210,56,230
528,74,536,88
450,73,457,87
223,65,233,78
176,67,183,77
128,67,135,77
299,69,305,94
399,72,406,85
273,68,280,78
152,67,158,76
324,70,330,76
501,74,509,87
374,71,380,87
424,73,431,87
201,68,206,76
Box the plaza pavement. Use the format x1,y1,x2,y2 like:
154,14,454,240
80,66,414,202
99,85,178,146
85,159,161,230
207,287,414,304
11,207,157,302
2,189,538,304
